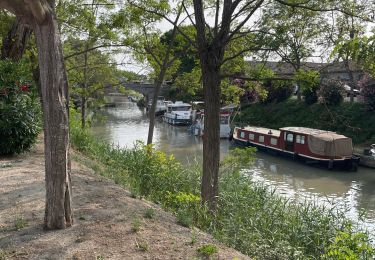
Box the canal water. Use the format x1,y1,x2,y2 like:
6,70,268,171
91,101,375,236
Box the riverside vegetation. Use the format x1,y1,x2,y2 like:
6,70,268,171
236,99,375,145
70,109,374,259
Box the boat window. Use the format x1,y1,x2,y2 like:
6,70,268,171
286,133,294,142
259,135,264,143
284,132,287,140
240,131,245,139
249,133,255,140
270,138,277,145
172,106,190,111
296,135,305,144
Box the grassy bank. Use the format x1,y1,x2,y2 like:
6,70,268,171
70,109,374,259
235,100,375,145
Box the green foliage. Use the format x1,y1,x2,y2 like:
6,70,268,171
197,244,218,257
221,80,245,105
360,83,375,111
294,69,320,105
135,240,149,252
262,80,293,103
131,217,142,233
0,60,41,155
144,208,156,219
235,99,375,144
14,216,28,230
321,224,374,260
319,79,345,106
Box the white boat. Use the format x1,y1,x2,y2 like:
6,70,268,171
192,112,232,138
163,101,192,125
147,96,167,116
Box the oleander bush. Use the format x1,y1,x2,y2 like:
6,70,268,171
0,60,41,155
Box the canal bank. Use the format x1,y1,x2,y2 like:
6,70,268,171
90,100,375,240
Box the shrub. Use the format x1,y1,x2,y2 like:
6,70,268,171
318,79,346,106
0,60,41,155
262,80,293,103
294,69,320,105
360,83,375,111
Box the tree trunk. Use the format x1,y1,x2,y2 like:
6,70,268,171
345,59,355,103
200,57,221,211
1,18,32,61
34,7,73,230
147,78,163,145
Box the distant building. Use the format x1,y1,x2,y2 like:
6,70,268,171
247,60,366,84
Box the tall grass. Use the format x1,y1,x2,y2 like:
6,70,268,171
70,109,374,259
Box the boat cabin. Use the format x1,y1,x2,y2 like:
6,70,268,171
233,126,358,169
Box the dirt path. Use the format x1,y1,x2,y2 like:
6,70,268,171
0,139,248,260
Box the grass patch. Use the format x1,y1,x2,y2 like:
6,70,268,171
131,218,142,233
14,216,27,230
135,239,149,252
197,244,218,257
143,208,156,219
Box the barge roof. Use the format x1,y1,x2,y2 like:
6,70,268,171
280,127,348,140
241,126,280,137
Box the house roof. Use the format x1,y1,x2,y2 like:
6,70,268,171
247,60,363,76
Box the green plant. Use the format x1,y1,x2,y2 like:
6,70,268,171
135,239,149,252
360,83,375,111
0,250,8,260
144,208,156,219
262,80,294,104
131,218,142,233
197,244,218,257
318,79,345,106
0,60,41,155
176,210,193,228
321,224,374,259
14,216,27,230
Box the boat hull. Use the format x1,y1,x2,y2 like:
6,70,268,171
232,137,360,171
163,116,191,126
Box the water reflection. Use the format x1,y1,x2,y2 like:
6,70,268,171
91,101,375,235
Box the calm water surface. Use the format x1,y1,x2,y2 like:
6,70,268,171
91,100,375,236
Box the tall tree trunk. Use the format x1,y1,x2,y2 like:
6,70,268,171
34,6,73,230
345,59,355,103
1,18,32,61
200,56,221,211
147,78,163,145
81,47,89,128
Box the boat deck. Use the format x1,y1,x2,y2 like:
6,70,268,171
242,126,281,137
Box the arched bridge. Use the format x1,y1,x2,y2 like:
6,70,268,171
111,82,172,97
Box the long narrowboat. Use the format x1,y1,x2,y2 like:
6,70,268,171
232,126,360,170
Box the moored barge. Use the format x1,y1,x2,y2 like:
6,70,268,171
232,126,360,170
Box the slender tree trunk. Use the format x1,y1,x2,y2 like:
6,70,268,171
81,48,89,128
147,78,164,145
200,56,221,211
345,59,355,103
34,6,73,230
1,18,32,61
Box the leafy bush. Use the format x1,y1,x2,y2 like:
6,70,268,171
360,83,375,111
0,60,41,155
262,80,294,103
294,69,320,105
318,79,346,106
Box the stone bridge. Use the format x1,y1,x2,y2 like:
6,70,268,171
108,82,171,97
